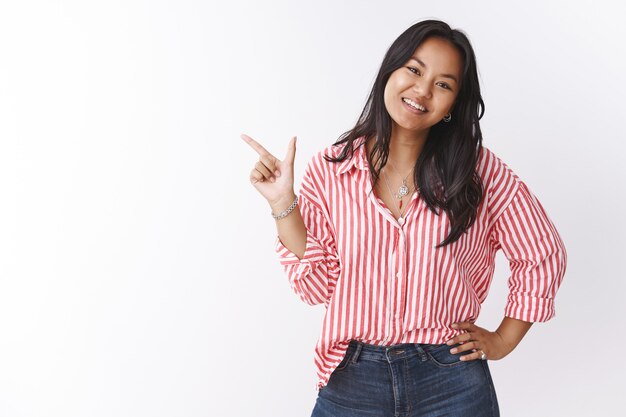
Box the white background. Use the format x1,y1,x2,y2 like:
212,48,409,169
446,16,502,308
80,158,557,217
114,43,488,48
0,0,624,416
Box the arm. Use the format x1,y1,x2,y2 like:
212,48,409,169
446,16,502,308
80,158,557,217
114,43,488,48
449,182,566,360
241,134,340,305
489,181,568,323
273,157,341,307
450,152,568,360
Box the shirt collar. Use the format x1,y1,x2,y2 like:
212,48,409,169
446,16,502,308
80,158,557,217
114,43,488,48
335,136,369,176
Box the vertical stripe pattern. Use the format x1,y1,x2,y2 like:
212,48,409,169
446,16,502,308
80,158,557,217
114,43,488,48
274,136,567,392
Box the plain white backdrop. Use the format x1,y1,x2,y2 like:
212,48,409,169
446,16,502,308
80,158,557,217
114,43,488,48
0,0,624,416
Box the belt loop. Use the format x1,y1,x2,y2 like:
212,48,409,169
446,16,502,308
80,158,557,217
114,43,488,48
415,343,428,362
350,341,363,363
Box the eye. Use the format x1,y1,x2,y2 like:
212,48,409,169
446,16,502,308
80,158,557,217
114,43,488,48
407,67,453,91
406,66,420,75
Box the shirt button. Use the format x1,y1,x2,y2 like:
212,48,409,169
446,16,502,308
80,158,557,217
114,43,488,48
396,272,401,278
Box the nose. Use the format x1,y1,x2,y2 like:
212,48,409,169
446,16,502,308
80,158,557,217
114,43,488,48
412,79,432,99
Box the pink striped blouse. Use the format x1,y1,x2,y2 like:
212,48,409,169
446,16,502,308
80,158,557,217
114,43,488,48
274,135,567,392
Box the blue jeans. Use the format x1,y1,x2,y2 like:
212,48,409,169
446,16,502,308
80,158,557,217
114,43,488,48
311,340,499,417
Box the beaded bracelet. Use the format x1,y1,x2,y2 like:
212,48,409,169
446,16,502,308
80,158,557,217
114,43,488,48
271,195,299,220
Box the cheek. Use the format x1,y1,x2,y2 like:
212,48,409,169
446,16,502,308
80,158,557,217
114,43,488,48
429,92,453,111
383,73,403,98
383,84,396,114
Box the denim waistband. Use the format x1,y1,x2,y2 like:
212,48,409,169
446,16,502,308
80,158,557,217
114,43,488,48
344,339,461,364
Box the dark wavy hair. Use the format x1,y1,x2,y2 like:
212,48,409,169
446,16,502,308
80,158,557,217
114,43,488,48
324,19,485,248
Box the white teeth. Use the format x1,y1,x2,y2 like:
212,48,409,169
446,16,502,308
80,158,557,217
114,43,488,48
402,98,426,112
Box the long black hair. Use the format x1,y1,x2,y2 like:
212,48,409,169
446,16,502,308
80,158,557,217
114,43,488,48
324,19,485,248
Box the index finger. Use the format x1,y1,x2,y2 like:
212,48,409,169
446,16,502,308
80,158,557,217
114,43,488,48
240,133,271,157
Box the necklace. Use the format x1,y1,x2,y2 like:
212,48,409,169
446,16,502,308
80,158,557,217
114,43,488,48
382,170,413,225
386,159,413,199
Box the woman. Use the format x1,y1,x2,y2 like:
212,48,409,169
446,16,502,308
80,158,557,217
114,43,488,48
242,19,567,417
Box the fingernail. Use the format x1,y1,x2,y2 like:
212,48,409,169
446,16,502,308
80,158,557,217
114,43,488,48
275,170,281,177
446,340,453,345
270,177,276,182
451,323,457,328
450,348,457,353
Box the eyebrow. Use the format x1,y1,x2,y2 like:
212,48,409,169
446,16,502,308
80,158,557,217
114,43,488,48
409,56,458,83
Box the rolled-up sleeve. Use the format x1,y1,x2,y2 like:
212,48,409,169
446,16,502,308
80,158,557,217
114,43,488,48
489,181,568,322
274,155,341,306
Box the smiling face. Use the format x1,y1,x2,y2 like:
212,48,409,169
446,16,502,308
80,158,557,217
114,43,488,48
383,36,463,137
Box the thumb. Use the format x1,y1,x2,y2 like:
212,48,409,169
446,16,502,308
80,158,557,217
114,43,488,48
284,135,297,166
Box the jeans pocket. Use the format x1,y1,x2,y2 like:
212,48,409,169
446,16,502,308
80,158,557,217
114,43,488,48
423,343,468,368
333,349,354,373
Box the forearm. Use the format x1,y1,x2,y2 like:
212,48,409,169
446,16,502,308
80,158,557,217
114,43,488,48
495,316,533,351
270,191,307,260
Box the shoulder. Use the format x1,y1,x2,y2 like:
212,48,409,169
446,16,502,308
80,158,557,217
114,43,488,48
303,140,351,179
477,145,522,189
476,145,523,217
477,146,519,184
298,141,349,212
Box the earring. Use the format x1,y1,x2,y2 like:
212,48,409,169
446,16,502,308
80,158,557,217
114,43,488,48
443,113,452,123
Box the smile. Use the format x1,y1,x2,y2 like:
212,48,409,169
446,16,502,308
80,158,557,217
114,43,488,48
402,98,428,114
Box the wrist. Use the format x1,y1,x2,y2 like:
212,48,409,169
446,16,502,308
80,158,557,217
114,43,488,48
269,191,297,216
495,317,533,352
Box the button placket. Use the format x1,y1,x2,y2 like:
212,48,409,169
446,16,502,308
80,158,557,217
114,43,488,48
395,230,407,325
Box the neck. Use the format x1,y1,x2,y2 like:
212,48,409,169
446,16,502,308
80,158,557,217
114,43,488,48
367,126,429,173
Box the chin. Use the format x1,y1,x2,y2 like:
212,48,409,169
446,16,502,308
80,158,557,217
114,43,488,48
396,117,432,131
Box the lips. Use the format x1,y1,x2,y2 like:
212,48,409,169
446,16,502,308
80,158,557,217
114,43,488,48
402,97,428,114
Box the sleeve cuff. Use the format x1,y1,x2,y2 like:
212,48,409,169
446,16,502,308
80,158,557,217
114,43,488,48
274,232,325,276
504,293,556,323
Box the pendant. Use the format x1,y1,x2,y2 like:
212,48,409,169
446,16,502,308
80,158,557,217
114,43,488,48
398,181,409,198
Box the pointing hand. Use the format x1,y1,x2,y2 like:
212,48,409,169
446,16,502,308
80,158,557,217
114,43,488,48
241,133,297,206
